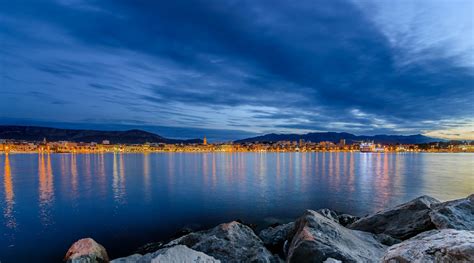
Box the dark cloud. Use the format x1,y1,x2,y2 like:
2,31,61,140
0,0,473,140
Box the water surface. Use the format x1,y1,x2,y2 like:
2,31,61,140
0,152,472,262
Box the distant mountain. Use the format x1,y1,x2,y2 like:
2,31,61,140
235,132,440,144
0,126,202,144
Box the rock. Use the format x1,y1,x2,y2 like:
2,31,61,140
151,245,220,263
166,221,280,262
258,222,295,256
110,254,142,263
382,229,474,263
316,209,339,223
323,258,342,263
64,238,109,263
429,194,474,231
286,210,387,263
375,234,401,246
348,195,440,240
316,209,360,227
337,214,359,227
134,242,163,255
111,245,219,263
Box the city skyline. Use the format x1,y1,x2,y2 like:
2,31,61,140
1,0,473,141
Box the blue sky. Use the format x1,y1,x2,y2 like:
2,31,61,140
1,0,473,141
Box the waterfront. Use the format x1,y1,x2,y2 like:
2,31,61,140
0,152,473,262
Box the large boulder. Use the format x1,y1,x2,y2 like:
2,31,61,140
111,245,219,263
429,194,474,231
286,210,387,263
64,238,109,263
382,229,474,262
348,195,440,240
166,221,280,262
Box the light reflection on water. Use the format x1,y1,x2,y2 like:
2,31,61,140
3,155,15,229
0,152,472,262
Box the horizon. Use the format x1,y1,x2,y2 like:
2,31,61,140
1,1,473,141
0,123,457,143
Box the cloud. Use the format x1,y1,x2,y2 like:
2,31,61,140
0,0,473,140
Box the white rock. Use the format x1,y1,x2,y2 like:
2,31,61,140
430,194,474,231
111,245,219,263
151,245,219,263
382,229,474,263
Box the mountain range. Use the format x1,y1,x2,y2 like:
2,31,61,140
0,126,202,144
0,125,442,145
235,132,440,144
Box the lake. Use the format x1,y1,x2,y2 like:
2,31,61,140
0,152,472,262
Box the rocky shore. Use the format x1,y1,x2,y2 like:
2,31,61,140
64,194,473,263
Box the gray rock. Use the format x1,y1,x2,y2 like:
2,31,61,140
110,254,142,263
323,258,342,263
316,209,339,223
64,238,109,263
286,210,387,263
382,229,474,263
166,221,280,262
111,245,219,263
429,194,474,230
337,214,359,227
259,222,295,247
151,245,220,263
375,234,401,246
317,209,360,227
259,222,295,257
348,195,440,240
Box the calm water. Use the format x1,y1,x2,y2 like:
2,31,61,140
0,152,472,262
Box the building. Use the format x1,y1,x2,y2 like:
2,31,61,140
203,136,207,145
338,139,346,147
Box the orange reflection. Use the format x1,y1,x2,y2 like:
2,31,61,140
39,154,54,226
211,153,217,189
143,153,151,201
98,153,106,196
112,153,126,204
202,153,208,186
3,155,16,228
70,154,78,200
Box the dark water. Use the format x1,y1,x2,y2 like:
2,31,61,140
0,152,472,262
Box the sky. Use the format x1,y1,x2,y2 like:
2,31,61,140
1,0,473,141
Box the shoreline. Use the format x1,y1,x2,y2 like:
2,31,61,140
2,151,473,155
65,194,474,263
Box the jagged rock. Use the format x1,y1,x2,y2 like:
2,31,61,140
166,221,280,262
348,195,440,240
382,229,474,262
316,209,360,227
429,194,474,231
337,214,359,227
111,245,219,263
64,238,109,263
258,222,295,255
286,210,386,263
316,209,340,223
